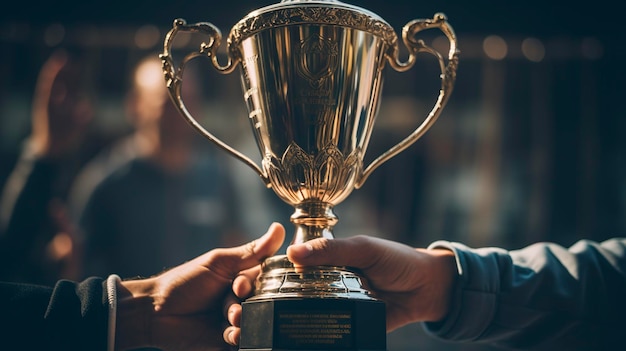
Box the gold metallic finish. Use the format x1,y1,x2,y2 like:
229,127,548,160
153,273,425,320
250,255,372,300
161,0,459,301
228,1,398,50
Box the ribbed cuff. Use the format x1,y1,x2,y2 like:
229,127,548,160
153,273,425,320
106,274,122,351
422,241,502,341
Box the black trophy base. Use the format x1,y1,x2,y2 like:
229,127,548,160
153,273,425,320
239,297,386,351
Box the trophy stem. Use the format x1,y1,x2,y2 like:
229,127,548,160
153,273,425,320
247,202,375,301
290,202,338,244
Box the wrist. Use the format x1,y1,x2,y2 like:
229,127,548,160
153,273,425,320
418,248,457,322
115,278,157,351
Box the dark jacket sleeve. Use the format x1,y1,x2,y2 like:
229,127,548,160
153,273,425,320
0,277,108,351
423,238,626,350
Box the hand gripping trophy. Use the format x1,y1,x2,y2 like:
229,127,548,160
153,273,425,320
161,1,459,349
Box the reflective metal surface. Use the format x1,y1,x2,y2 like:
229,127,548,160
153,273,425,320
161,0,458,301
249,255,373,300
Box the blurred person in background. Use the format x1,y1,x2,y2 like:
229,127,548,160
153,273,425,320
76,54,245,280
0,48,102,285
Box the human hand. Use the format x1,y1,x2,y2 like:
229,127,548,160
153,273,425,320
223,223,457,346
115,222,285,351
29,50,93,159
285,234,457,331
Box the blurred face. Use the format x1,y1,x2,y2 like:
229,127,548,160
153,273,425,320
131,57,201,141
132,58,169,126
30,50,94,156
46,58,93,135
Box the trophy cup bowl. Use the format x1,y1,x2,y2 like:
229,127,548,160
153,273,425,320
161,1,458,349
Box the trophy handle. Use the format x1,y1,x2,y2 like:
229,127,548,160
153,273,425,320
356,13,459,188
160,19,269,184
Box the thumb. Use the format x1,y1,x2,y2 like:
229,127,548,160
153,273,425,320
287,236,377,269
201,222,286,278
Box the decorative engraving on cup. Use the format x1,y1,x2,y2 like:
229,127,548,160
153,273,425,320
296,35,338,89
264,142,362,206
229,6,398,50
241,54,258,87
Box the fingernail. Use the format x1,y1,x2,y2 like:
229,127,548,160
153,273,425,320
227,329,234,344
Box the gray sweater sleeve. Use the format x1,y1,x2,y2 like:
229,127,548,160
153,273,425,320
422,238,626,350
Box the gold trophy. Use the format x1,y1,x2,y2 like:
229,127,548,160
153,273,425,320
161,1,458,349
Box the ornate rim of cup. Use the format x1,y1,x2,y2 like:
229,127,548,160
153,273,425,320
227,0,398,50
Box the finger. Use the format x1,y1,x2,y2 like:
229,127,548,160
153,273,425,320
223,292,240,320
232,269,257,299
226,302,242,327
201,222,285,277
287,235,379,269
223,326,241,346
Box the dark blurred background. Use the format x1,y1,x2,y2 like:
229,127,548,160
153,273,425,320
1,0,625,350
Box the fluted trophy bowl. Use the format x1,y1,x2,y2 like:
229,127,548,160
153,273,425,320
161,0,458,349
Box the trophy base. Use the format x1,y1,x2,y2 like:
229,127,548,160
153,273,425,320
239,297,386,351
